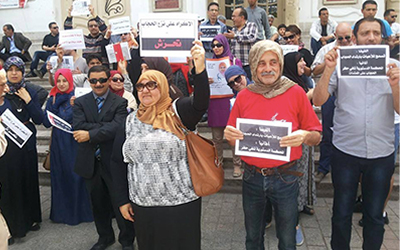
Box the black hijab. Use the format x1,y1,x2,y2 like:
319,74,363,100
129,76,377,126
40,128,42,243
283,52,308,93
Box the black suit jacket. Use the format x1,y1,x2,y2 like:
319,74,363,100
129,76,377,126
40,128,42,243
0,32,32,61
73,91,128,179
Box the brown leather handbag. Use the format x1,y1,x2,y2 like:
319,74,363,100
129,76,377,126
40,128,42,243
173,113,224,197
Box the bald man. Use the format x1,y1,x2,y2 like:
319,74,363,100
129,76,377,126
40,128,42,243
311,22,353,184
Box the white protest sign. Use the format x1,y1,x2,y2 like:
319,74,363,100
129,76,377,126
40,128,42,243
71,0,90,16
206,57,233,98
46,111,73,134
109,16,131,35
105,42,131,63
75,87,92,98
139,13,198,57
1,109,33,148
199,25,221,42
0,0,19,9
235,118,292,162
59,29,86,50
337,45,389,78
49,56,74,71
167,57,187,63
280,45,299,55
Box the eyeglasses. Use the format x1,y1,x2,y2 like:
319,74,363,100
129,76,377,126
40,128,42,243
136,81,158,92
283,35,295,40
211,43,223,49
391,15,398,18
88,78,108,84
120,33,129,36
52,26,59,29
227,75,243,88
111,77,124,82
89,24,98,28
337,35,351,41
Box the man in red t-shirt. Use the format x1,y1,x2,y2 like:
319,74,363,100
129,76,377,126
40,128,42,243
224,40,321,249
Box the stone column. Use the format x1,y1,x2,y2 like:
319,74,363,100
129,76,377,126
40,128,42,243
285,0,299,25
386,0,400,13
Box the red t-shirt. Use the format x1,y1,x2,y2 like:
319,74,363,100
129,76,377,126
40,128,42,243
227,85,322,168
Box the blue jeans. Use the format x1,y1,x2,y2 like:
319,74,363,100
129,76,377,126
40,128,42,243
318,96,335,174
30,51,53,74
330,147,395,250
242,162,298,250
310,37,335,55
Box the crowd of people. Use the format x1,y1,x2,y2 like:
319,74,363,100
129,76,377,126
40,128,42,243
0,0,399,250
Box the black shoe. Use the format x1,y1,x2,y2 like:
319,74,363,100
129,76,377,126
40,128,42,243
122,245,134,250
25,72,37,78
8,237,14,245
302,205,315,215
358,218,364,227
30,223,40,231
90,239,115,250
33,69,43,79
384,212,389,225
354,195,363,213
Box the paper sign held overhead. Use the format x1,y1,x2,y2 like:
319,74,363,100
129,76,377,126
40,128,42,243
139,13,198,57
235,118,292,162
59,29,86,50
337,45,389,78
71,0,90,16
106,42,131,63
49,56,74,71
109,16,131,35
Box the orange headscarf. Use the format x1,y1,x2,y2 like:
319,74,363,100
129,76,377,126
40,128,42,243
136,70,185,140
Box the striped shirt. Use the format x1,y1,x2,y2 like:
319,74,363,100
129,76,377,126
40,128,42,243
230,21,258,66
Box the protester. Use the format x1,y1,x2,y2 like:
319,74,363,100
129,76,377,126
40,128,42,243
111,41,209,250
0,24,32,63
313,17,400,250
246,0,271,40
309,7,337,55
268,15,278,39
384,9,400,58
224,7,258,80
109,70,137,111
224,40,321,249
64,5,109,65
0,57,44,245
217,14,233,31
271,24,287,44
26,22,59,78
43,69,93,226
209,34,242,177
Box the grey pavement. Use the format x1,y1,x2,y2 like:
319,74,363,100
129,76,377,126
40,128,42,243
9,186,400,250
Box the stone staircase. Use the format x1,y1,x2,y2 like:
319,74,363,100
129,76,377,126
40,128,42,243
30,75,399,200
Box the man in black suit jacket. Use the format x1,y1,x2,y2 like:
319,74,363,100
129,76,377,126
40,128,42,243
73,65,134,250
0,24,32,62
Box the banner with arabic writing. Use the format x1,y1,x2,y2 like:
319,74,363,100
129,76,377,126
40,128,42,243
337,45,389,78
139,13,198,57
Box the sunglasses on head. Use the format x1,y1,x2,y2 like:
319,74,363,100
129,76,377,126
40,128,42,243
136,81,158,92
227,75,243,88
283,34,295,40
337,35,351,41
211,43,223,48
88,78,108,84
111,77,124,82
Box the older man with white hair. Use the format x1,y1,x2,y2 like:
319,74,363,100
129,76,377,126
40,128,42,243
225,40,321,250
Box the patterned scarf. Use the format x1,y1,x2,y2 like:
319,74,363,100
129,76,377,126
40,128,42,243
3,56,26,94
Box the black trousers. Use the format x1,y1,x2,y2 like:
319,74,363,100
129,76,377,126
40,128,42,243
0,52,30,62
85,158,135,246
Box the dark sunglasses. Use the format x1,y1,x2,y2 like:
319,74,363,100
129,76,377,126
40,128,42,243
136,81,158,92
228,75,243,88
211,43,223,48
337,36,351,41
88,78,108,84
391,15,398,18
52,26,59,29
283,35,295,40
111,77,124,82
120,33,129,36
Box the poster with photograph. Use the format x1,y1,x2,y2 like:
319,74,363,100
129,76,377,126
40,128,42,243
49,56,74,71
235,118,292,162
71,0,90,16
139,13,198,57
206,57,233,98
